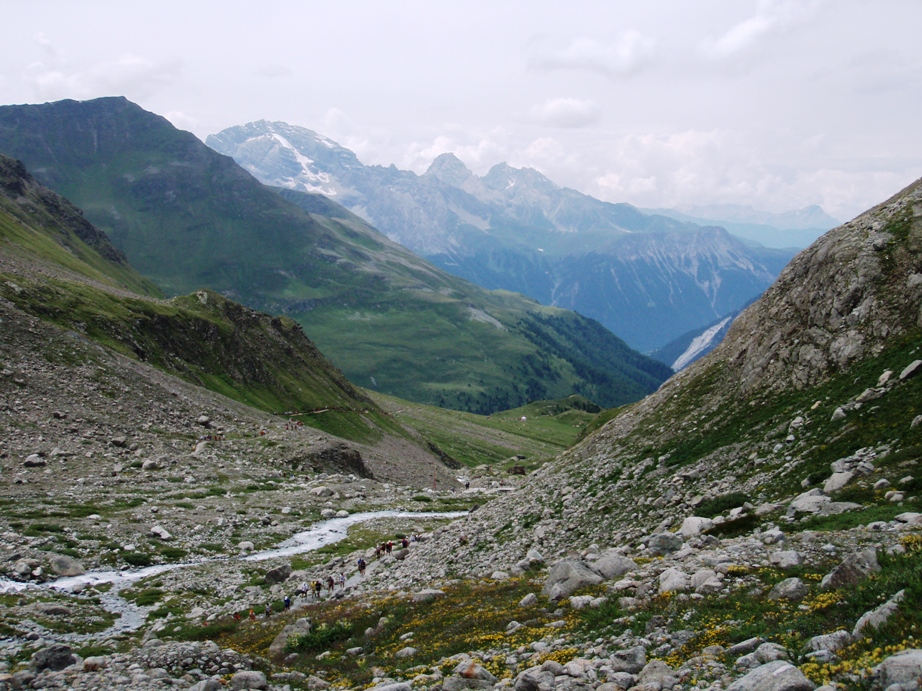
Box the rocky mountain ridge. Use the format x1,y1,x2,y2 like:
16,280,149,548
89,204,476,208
207,121,795,351
0,98,671,413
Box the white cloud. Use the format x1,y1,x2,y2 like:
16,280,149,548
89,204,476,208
23,35,181,101
699,0,826,63
164,111,198,132
528,98,600,129
528,31,656,78
254,64,292,78
583,127,909,220
401,128,509,174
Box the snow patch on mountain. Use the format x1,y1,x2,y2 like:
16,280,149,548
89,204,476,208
672,316,732,371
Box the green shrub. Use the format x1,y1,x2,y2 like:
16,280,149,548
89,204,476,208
285,621,354,653
123,552,153,567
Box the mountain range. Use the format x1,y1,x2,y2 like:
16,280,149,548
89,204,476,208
0,97,671,413
207,121,798,352
643,203,840,250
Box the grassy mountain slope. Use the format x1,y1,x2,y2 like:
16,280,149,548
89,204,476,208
0,153,393,441
0,97,671,413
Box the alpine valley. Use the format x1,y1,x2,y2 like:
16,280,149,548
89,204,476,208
0,97,670,414
207,121,799,353
1,94,922,691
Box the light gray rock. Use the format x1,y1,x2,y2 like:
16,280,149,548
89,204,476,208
238,541,255,551
519,592,537,607
726,661,815,691
188,680,224,691
831,407,847,421
49,554,85,576
647,533,684,556
412,589,445,603
268,617,311,658
680,516,714,537
900,360,922,381
638,659,678,687
514,666,555,691
874,649,922,687
150,525,172,540
23,454,46,467
807,630,852,653
755,642,789,663
395,646,418,658
788,489,830,514
541,558,602,600
592,551,637,580
453,661,496,683
769,551,803,570
610,646,646,674
820,548,879,590
896,512,922,526
727,638,766,656
768,577,808,602
823,471,854,493
659,568,688,594
853,589,904,638
82,656,108,672
601,673,636,690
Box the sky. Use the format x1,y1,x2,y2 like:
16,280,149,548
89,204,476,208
2,0,921,221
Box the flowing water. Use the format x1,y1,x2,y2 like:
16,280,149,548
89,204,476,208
0,510,466,643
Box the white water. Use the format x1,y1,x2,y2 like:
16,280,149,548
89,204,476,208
0,510,466,639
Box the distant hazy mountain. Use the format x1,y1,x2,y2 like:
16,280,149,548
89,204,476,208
208,121,796,351
642,204,839,249
0,97,672,414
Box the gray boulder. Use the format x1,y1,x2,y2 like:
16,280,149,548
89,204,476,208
264,563,292,585
30,644,77,672
807,630,852,653
610,645,646,674
230,670,268,690
268,617,311,659
769,551,803,570
514,666,556,691
592,551,637,579
647,533,684,556
49,554,85,577
768,577,809,602
188,680,225,691
853,589,904,638
659,568,688,594
874,649,922,687
541,558,602,600
726,661,815,691
680,516,714,537
820,548,879,590
444,661,497,691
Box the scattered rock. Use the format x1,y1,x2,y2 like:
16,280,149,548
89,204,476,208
726,660,815,691
541,558,602,600
820,548,879,590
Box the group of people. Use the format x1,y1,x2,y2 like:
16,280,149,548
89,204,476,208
372,534,418,559
296,573,346,600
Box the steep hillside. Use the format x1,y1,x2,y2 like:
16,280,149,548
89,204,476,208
0,98,671,412
208,121,794,350
400,174,922,569
0,152,464,485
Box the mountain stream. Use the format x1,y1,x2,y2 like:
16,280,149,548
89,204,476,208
0,510,467,644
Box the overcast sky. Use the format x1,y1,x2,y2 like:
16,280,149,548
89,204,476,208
2,0,921,220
